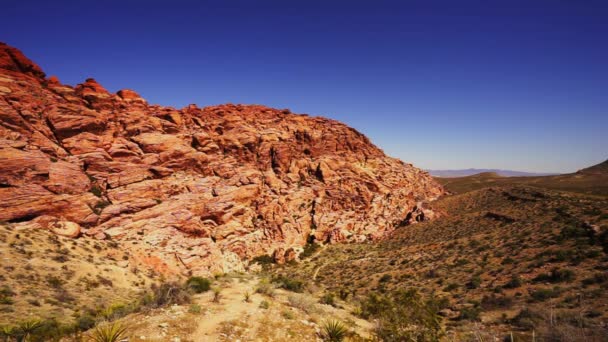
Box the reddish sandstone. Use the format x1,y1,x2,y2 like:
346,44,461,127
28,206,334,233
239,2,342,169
0,42,444,275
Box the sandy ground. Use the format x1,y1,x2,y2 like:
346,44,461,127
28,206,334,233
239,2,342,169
120,274,373,342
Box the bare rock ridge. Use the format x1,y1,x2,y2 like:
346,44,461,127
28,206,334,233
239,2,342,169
0,42,443,275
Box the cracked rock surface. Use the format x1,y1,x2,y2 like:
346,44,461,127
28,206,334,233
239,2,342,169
0,42,443,275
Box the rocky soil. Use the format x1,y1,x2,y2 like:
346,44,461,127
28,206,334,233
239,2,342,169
0,42,443,276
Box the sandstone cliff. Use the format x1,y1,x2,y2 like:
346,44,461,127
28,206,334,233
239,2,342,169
0,42,443,275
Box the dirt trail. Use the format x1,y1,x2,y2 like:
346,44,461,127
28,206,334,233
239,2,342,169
191,277,261,341
187,274,373,341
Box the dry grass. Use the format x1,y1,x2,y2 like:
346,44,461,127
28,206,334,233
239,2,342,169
271,185,608,339
0,223,156,325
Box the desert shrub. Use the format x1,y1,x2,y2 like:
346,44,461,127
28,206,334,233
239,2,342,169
99,303,132,320
501,256,515,265
259,300,270,309
0,286,13,304
46,275,64,288
272,275,305,292
533,268,575,283
93,200,110,214
599,228,608,254
581,272,608,286
443,283,459,292
504,275,523,289
320,292,336,306
360,288,443,341
189,304,201,314
481,294,513,310
186,276,211,293
530,287,562,302
300,241,321,259
287,293,317,314
149,282,191,307
466,275,482,289
251,254,274,265
511,308,542,330
282,310,295,319
255,278,275,297
321,319,348,341
76,314,96,331
379,274,392,283
458,306,481,321
90,185,103,198
338,288,350,300
558,226,589,242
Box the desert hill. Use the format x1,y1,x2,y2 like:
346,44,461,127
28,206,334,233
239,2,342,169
274,184,608,340
0,42,442,277
437,159,608,197
428,169,557,178
578,159,608,175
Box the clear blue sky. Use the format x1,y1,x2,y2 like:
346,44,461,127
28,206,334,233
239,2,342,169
2,0,607,173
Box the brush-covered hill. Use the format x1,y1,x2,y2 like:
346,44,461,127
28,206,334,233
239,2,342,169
0,42,443,278
437,159,608,197
272,185,608,340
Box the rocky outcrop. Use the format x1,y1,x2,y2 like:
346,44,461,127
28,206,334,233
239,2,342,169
0,42,443,275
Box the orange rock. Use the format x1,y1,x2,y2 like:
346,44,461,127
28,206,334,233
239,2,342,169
0,43,444,275
50,220,81,238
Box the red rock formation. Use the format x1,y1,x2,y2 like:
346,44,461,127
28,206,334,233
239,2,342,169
0,42,444,275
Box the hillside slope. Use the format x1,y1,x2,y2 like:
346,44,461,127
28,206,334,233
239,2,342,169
273,185,608,340
437,160,608,197
0,42,442,276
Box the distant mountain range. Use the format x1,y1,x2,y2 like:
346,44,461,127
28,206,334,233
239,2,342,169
427,169,560,178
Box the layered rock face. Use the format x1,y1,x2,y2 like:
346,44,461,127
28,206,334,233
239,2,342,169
0,42,443,275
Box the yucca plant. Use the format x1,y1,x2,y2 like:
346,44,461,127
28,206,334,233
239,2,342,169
16,319,42,342
90,322,128,342
1,325,15,342
322,319,348,341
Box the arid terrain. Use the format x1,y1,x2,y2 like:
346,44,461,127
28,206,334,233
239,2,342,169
0,42,607,341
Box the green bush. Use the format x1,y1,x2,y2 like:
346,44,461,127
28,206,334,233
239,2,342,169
189,304,202,314
533,268,575,283
186,276,211,293
458,306,481,321
256,279,275,297
360,289,443,341
272,275,305,292
251,254,274,265
90,185,103,198
320,293,336,306
530,287,562,302
379,274,392,283
76,314,96,331
300,241,321,259
443,283,459,292
504,275,523,289
466,275,481,289
582,272,608,286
